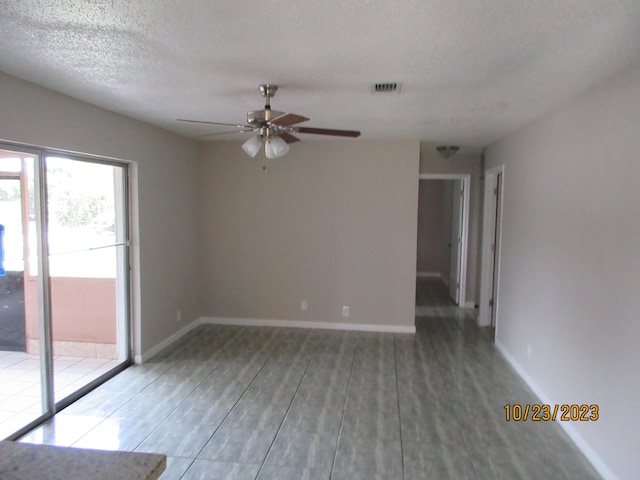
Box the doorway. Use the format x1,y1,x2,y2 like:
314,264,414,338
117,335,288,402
0,146,132,440
479,166,504,339
416,174,470,307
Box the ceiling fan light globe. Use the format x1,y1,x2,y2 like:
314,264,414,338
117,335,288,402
436,145,460,158
264,139,276,159
242,135,262,157
267,135,290,158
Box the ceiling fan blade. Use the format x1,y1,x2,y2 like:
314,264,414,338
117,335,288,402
270,113,310,127
197,130,255,138
278,132,301,144
295,127,361,137
177,118,252,129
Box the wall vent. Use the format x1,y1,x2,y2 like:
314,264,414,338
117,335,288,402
372,82,401,94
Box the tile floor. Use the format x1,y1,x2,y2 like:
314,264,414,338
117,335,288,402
0,352,119,439
17,278,600,479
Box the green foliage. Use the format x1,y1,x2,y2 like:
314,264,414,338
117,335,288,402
52,190,107,227
45,166,109,228
0,182,21,201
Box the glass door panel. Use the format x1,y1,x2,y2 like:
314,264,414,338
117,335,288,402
0,151,45,439
44,156,129,403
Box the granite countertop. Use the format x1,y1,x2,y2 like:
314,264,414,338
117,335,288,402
0,441,166,480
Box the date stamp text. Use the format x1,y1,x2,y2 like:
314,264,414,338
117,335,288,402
504,404,599,422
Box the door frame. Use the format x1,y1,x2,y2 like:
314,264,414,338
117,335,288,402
418,173,471,307
478,165,505,329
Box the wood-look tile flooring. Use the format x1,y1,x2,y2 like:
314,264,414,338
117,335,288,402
19,278,600,479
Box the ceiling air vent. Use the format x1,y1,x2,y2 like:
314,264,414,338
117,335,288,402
372,82,401,94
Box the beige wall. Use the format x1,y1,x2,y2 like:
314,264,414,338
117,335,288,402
416,180,451,278
0,71,201,357
199,140,420,329
419,148,483,304
485,65,640,479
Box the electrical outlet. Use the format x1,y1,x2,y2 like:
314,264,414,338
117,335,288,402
527,344,532,359
342,306,349,317
301,300,308,311
177,310,182,323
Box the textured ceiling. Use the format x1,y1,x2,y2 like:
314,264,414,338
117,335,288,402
1,1,640,150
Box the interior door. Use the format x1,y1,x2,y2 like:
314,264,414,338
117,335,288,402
448,180,463,304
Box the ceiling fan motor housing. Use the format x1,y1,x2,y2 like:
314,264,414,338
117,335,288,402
248,84,283,125
247,108,285,126
258,84,278,99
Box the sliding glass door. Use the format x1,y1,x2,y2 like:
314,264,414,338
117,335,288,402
0,146,131,439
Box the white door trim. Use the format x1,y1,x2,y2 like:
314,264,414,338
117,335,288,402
479,165,505,327
418,173,471,308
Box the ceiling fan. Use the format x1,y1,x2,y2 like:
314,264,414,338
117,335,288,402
178,84,361,158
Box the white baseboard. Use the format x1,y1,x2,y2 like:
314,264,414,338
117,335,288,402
134,317,202,364
137,316,416,364
495,341,617,480
200,316,416,334
416,272,449,287
417,271,450,286
416,271,443,278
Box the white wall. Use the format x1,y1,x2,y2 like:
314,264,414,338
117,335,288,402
485,65,640,480
199,140,420,330
0,71,201,357
419,148,483,305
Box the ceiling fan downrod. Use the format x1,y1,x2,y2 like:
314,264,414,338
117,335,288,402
259,84,278,110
